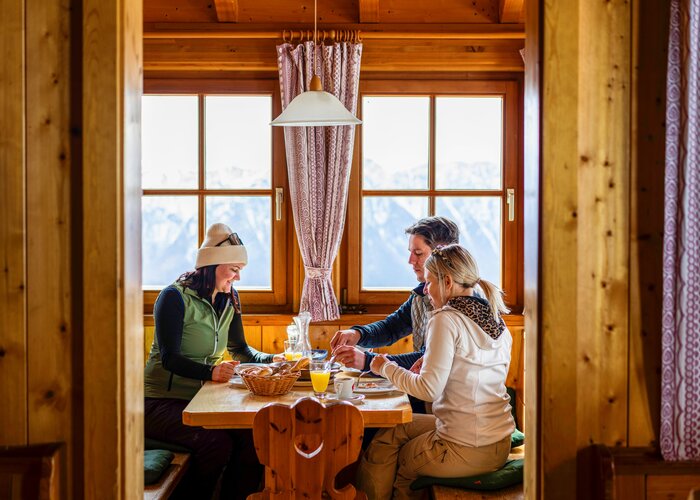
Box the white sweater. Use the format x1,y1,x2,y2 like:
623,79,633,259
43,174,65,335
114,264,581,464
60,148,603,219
380,305,515,447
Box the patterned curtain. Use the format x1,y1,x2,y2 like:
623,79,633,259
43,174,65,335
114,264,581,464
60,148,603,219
276,41,362,321
661,0,700,461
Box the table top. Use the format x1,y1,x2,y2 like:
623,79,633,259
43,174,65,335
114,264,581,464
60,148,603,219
183,381,413,429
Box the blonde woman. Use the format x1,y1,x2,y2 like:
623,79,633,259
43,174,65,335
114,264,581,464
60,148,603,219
357,244,515,499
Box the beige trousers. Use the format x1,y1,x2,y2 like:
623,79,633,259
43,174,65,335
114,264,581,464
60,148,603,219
356,414,511,500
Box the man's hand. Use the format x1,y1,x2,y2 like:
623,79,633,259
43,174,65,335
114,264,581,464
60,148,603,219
211,360,239,382
272,353,285,362
330,329,361,350
370,354,389,375
332,345,367,370
409,356,424,374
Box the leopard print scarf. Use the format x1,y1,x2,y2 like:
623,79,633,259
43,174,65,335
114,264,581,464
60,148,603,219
447,295,505,340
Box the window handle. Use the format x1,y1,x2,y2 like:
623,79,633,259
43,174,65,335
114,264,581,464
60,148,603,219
275,187,284,221
507,188,515,222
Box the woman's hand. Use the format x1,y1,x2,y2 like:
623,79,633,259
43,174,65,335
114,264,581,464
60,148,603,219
272,354,285,362
409,356,424,374
211,361,239,382
370,354,389,375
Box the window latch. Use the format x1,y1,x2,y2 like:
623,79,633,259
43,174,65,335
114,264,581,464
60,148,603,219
275,187,284,221
507,188,515,222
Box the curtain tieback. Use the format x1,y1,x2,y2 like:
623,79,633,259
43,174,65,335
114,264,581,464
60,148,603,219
305,266,332,279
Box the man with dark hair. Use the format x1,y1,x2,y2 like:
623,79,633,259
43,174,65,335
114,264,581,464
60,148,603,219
331,216,459,373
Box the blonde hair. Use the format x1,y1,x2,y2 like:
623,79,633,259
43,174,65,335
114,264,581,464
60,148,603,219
424,244,509,320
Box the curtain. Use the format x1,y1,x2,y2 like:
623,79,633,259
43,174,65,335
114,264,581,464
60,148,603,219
661,0,700,461
276,41,362,321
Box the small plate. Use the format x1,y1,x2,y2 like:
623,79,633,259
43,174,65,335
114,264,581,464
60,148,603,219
325,394,365,405
354,380,399,396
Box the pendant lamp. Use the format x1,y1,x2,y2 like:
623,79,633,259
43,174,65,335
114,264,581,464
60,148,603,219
271,0,361,127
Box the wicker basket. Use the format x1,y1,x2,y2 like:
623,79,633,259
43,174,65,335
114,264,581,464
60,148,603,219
237,368,300,396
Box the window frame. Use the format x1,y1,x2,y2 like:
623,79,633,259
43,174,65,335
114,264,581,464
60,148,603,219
142,79,290,313
344,80,523,312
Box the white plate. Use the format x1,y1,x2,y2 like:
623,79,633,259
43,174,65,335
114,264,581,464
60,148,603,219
324,394,365,405
354,382,399,396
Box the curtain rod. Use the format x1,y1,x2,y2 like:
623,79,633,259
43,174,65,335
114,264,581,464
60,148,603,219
143,29,525,41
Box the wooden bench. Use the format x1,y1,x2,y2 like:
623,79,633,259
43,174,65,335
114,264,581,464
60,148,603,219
430,445,525,500
582,444,700,499
0,443,62,500
144,452,191,500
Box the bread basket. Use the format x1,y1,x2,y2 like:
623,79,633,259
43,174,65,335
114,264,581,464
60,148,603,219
236,365,300,396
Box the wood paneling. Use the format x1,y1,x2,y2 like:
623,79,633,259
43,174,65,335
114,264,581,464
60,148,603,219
82,0,143,496
214,0,238,22
647,476,700,500
144,0,500,24
616,475,646,500
498,0,524,23
536,0,666,497
143,35,524,76
628,0,667,448
0,0,27,447
359,0,379,23
540,0,581,496
576,0,630,446
26,0,73,475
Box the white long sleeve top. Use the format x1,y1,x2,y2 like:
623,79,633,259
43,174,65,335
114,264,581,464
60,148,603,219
380,304,515,447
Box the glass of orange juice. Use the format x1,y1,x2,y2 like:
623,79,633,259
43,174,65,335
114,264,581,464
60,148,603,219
284,340,302,361
309,361,331,400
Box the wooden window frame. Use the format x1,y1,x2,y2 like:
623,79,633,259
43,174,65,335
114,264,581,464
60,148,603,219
142,79,290,313
345,80,523,312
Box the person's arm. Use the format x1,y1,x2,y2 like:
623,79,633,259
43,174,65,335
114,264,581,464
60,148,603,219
377,313,455,402
155,287,213,380
227,312,274,363
353,295,415,348
361,349,423,372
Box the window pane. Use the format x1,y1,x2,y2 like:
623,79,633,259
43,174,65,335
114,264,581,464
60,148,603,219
435,197,502,287
362,97,429,190
142,196,198,288
362,197,429,289
142,96,198,189
206,196,271,289
435,97,502,190
205,96,272,189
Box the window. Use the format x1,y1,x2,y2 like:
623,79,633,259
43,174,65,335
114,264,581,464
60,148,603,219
140,80,522,315
141,82,289,312
345,81,522,311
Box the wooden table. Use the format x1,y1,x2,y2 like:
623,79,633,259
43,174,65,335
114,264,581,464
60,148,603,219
183,381,413,429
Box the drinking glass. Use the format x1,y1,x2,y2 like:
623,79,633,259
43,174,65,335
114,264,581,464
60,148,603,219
309,361,331,399
283,340,302,361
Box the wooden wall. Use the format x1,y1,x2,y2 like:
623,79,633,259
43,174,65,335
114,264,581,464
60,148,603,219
527,0,669,497
0,0,143,498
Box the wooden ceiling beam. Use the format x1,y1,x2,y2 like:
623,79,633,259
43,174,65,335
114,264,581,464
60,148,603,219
359,0,379,23
499,0,524,23
143,23,526,40
213,0,238,23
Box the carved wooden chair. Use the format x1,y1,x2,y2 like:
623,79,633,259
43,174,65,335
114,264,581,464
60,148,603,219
248,397,366,499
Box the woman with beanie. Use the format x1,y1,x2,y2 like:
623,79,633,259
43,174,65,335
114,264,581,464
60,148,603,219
144,223,278,499
357,244,515,500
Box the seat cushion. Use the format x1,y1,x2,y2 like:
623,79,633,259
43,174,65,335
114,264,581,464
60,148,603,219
144,449,175,485
145,437,191,454
511,429,525,448
410,458,524,491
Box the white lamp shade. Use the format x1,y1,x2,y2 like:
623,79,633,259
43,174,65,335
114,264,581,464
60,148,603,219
271,90,361,127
